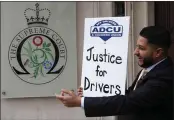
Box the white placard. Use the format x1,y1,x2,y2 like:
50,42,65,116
81,17,130,97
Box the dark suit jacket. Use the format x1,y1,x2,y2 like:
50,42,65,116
84,57,173,120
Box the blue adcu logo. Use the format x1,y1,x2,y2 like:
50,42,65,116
90,20,123,41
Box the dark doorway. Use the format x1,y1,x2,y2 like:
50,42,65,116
155,1,174,63
115,2,125,16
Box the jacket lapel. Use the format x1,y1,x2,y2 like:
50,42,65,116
130,70,142,91
135,57,172,89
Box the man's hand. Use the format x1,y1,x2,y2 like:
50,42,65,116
55,89,82,107
77,87,83,97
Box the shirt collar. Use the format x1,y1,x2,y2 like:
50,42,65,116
145,57,167,72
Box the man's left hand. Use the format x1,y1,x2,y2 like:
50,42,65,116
55,89,82,107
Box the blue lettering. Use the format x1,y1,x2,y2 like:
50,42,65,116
99,27,105,32
114,27,121,32
92,28,99,32
92,26,122,33
106,27,112,32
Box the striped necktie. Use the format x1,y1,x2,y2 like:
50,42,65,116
133,69,148,90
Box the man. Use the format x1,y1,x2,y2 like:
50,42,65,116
56,26,173,120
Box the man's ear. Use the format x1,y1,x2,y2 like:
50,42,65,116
155,48,163,58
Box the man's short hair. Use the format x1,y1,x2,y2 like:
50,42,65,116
139,26,171,49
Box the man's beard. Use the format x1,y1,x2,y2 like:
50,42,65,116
139,57,154,68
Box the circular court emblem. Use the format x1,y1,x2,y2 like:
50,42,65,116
8,3,67,85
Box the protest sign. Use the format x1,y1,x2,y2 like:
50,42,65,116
81,17,130,97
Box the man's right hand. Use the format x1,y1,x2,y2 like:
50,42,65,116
77,87,83,97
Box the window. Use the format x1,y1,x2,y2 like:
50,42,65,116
115,2,125,16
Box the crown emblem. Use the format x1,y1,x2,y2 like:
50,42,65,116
24,3,51,26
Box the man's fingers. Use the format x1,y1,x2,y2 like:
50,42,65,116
78,94,83,97
70,89,75,92
77,89,82,92
61,89,73,96
61,91,64,96
77,86,83,97
77,91,82,94
77,87,83,92
55,93,65,101
79,87,83,90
